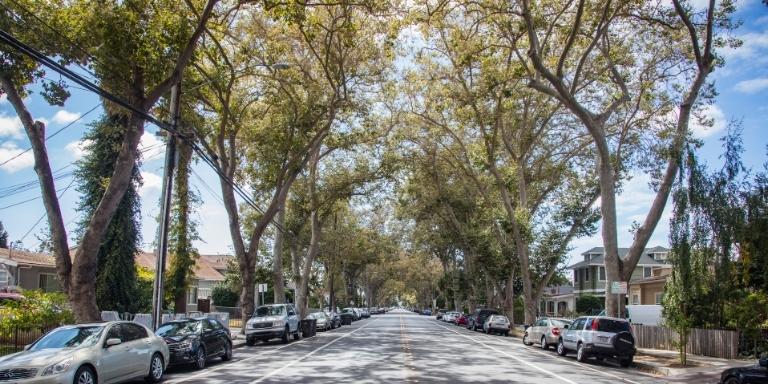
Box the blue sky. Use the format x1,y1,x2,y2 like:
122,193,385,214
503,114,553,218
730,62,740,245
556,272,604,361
1,2,766,266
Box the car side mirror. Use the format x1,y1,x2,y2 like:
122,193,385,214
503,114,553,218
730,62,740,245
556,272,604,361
23,344,32,351
105,338,122,347
760,357,767,367
564,324,570,329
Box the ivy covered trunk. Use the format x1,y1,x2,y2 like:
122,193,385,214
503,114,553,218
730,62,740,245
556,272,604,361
74,115,141,314
167,130,199,314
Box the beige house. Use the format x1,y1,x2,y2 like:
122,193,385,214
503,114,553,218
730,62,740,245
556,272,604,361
539,285,575,317
0,248,228,312
627,266,673,305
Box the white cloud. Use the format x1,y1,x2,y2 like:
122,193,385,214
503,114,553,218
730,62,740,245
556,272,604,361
139,131,165,162
0,113,23,138
51,110,81,125
757,15,768,25
720,30,768,63
65,139,93,160
734,77,768,94
139,171,162,197
0,142,34,173
690,104,727,139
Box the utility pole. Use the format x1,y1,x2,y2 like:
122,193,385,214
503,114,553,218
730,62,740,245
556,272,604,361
152,83,181,330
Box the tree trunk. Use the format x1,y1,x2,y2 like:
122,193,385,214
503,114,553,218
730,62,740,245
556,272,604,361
0,76,72,294
273,194,287,304
504,266,515,325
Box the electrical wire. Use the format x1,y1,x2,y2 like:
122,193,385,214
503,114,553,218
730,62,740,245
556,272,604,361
0,104,100,168
17,177,76,241
0,21,290,233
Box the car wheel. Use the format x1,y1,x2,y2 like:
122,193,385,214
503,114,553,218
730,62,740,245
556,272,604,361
282,326,290,344
504,331,509,337
222,341,232,361
541,336,549,350
576,343,587,363
246,337,256,346
619,356,633,368
557,339,567,356
723,377,741,384
522,332,532,346
73,365,95,384
293,330,300,340
195,346,206,370
145,353,164,383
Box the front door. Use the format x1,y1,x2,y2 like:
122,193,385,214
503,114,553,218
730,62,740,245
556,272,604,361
100,324,132,383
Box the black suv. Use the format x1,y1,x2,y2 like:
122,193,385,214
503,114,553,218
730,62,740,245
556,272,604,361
467,308,499,332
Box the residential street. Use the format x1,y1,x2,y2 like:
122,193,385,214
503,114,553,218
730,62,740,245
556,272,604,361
157,310,669,384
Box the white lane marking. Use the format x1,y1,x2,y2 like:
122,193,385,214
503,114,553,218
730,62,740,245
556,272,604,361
430,321,578,384
249,318,378,384
432,320,646,384
166,324,356,384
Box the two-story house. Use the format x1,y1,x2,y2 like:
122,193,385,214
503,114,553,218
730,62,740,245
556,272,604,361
569,246,671,301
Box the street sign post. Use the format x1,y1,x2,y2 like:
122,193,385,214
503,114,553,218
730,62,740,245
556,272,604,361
611,281,628,318
258,283,267,308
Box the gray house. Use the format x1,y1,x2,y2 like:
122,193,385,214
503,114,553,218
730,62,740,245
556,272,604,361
0,247,62,292
568,246,670,300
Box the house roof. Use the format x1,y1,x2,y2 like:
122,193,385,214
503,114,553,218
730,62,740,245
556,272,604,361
569,246,670,269
0,248,224,282
0,248,55,267
199,254,234,271
137,251,225,282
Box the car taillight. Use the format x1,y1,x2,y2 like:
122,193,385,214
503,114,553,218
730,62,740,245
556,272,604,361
552,327,560,336
591,319,599,331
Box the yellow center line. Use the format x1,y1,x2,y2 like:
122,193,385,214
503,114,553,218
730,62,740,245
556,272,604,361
400,316,418,383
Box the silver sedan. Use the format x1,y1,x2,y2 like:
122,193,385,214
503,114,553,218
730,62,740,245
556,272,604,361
0,321,170,384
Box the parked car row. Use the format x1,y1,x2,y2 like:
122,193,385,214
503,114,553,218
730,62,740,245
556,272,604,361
522,316,636,368
436,308,512,337
0,316,233,384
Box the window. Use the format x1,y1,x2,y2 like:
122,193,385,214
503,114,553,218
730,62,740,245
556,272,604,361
631,294,640,305
38,273,60,292
654,252,668,261
0,265,9,286
571,318,586,330
585,268,590,282
121,323,147,341
187,287,198,305
574,270,579,282
655,292,663,305
198,288,212,299
106,324,122,342
599,267,606,281
643,267,652,278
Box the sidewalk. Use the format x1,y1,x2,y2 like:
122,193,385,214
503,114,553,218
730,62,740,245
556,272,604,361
634,347,754,383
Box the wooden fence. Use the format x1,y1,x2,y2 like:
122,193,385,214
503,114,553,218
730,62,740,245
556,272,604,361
632,324,739,359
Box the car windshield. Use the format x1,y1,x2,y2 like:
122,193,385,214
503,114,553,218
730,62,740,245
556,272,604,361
311,313,325,319
551,320,571,327
31,326,104,351
597,319,631,333
255,306,285,317
156,321,202,337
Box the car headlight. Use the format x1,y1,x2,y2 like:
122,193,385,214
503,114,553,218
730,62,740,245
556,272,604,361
273,320,284,328
42,357,73,376
178,340,194,351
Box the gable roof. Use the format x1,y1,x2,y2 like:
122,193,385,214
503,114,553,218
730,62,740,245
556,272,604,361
0,248,224,281
0,248,55,267
569,246,670,269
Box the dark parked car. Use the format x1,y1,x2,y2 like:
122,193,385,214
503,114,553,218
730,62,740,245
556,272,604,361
468,308,499,332
720,357,767,384
422,309,432,316
156,317,232,370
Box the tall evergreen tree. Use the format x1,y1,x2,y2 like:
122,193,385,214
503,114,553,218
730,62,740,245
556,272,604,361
0,221,8,249
74,115,141,314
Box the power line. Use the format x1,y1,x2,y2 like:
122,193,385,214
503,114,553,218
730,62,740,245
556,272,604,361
0,28,290,234
18,177,76,242
0,104,100,168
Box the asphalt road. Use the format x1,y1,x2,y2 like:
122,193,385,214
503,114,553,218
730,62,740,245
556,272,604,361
159,309,669,384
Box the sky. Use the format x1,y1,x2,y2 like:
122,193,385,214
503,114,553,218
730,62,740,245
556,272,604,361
1,2,767,269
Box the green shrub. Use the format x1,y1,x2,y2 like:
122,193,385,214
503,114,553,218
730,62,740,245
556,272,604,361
576,294,604,314
0,290,74,330
212,285,238,307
